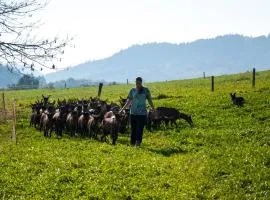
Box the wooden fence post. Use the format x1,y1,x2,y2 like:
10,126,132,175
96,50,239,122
252,68,256,88
203,72,206,79
127,79,129,85
211,76,214,92
98,83,103,97
12,100,17,144
2,92,6,122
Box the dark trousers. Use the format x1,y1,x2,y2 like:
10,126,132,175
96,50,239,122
130,114,146,145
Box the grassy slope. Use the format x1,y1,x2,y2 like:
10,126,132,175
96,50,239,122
0,71,270,199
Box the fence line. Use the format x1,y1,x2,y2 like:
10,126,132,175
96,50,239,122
211,76,215,92
4,85,39,90
0,68,261,144
252,68,256,88
1,92,6,122
98,83,103,97
0,93,18,144
207,68,257,92
12,100,17,144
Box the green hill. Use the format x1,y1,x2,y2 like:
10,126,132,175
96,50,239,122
0,70,269,199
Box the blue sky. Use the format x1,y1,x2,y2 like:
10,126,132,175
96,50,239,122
37,0,270,72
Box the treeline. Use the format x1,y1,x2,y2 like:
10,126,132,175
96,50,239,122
49,78,119,89
7,75,45,90
5,76,120,90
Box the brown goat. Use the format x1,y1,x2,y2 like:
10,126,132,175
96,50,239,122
101,111,120,145
52,106,66,138
66,112,78,137
40,106,54,137
87,115,96,138
78,113,90,137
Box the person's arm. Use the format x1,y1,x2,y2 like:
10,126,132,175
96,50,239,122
121,99,132,111
119,89,133,112
148,99,154,110
146,88,154,110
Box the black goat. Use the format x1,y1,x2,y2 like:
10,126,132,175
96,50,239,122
230,93,245,107
147,107,193,131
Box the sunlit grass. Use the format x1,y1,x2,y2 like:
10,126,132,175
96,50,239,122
0,70,269,199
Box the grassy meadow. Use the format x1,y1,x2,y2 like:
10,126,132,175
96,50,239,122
0,71,270,199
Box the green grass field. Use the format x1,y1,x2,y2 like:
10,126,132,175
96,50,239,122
0,71,270,199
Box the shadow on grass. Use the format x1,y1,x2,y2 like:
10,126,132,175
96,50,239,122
146,146,187,157
61,132,131,146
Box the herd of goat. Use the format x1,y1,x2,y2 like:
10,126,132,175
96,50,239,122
30,95,193,144
30,92,244,145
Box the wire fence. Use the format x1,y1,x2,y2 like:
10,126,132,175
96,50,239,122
0,92,7,123
0,92,17,143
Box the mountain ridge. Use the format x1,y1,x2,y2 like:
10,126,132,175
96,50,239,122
41,34,270,82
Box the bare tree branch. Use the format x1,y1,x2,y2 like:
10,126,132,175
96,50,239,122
0,0,73,73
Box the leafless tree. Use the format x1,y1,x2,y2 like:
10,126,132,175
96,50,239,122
0,0,72,73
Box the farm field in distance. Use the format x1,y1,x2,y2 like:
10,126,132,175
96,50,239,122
0,70,270,199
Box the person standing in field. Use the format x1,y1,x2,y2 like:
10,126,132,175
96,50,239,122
120,77,154,146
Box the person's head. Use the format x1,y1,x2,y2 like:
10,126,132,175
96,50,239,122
135,77,144,93
136,77,143,89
